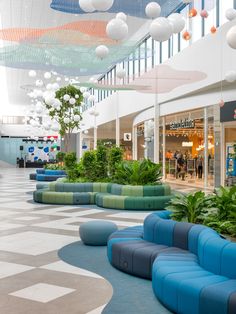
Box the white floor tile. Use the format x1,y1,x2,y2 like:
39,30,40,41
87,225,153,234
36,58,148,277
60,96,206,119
0,261,34,279
15,216,41,221
86,304,107,314
40,261,103,279
0,223,25,231
0,231,77,256
9,283,75,303
108,212,151,220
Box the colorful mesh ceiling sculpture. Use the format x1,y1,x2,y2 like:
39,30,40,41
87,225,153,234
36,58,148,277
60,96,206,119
0,42,148,76
0,19,152,75
50,0,183,18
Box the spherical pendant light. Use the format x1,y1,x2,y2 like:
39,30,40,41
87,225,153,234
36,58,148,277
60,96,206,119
116,12,127,22
182,30,192,41
95,45,109,59
79,0,95,13
226,8,236,21
88,95,96,102
36,80,43,87
91,0,114,12
150,17,173,42
106,18,128,41
145,2,161,19
80,87,87,93
63,94,70,101
200,10,208,18
69,98,76,105
116,68,126,79
53,98,62,109
74,115,81,122
63,117,70,124
189,8,197,18
44,72,51,79
168,13,185,34
83,91,90,99
227,25,236,49
29,70,37,77
225,70,236,82
210,26,217,34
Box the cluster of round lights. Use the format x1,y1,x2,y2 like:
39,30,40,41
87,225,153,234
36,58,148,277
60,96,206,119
79,0,114,13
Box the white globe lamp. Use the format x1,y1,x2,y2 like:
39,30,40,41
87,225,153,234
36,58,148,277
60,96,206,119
168,13,185,34
91,0,114,11
150,17,173,42
226,8,236,21
29,70,37,78
106,18,128,41
95,45,109,59
225,70,236,82
79,0,95,12
145,2,161,19
116,12,127,22
227,25,236,49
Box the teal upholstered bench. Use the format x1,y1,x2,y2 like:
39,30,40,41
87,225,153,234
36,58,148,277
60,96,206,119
33,181,174,210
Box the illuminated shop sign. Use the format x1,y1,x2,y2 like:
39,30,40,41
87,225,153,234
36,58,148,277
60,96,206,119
170,118,195,130
182,142,193,147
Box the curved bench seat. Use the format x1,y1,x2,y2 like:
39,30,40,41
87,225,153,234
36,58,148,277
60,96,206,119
30,169,67,181
107,211,236,314
33,182,173,210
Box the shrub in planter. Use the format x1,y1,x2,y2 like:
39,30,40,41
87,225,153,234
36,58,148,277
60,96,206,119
82,150,97,182
44,163,65,170
108,146,123,178
56,152,66,163
96,145,108,180
166,191,210,223
114,159,162,185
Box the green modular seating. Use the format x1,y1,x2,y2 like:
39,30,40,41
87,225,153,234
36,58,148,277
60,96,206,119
33,181,173,210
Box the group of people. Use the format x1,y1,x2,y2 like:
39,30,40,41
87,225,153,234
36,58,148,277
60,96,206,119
166,150,205,181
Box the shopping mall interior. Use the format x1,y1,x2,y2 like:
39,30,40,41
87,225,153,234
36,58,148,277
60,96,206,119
0,1,236,314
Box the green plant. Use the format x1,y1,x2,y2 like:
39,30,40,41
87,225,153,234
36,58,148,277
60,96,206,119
167,191,209,223
64,152,77,169
82,150,97,181
44,85,83,151
108,146,124,178
66,162,84,182
114,159,162,185
209,186,236,220
96,145,108,180
56,152,66,163
44,163,65,170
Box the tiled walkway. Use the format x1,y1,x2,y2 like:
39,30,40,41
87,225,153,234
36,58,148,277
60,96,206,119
0,167,203,314
0,167,156,314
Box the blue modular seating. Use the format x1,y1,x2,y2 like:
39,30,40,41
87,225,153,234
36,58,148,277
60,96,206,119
107,211,236,314
29,169,67,181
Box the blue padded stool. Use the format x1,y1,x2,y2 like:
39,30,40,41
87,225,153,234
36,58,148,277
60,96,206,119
79,220,118,246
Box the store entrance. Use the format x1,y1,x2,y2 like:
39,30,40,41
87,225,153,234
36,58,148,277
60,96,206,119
164,109,214,188
224,123,236,186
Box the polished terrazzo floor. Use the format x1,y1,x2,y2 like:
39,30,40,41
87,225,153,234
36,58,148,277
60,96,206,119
0,167,199,314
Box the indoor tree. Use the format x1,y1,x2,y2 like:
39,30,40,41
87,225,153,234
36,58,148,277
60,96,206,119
44,85,83,152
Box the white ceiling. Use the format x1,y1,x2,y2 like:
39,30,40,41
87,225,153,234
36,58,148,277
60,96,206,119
0,0,150,109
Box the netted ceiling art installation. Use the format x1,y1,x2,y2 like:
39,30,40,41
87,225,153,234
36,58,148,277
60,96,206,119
0,19,151,76
0,42,147,76
50,0,183,19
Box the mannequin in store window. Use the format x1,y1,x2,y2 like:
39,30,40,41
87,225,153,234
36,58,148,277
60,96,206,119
177,154,186,181
197,155,203,179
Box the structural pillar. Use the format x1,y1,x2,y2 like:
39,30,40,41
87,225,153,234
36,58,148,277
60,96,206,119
132,125,137,160
154,97,160,164
162,116,166,179
94,117,97,150
76,131,83,161
204,107,208,189
116,92,120,147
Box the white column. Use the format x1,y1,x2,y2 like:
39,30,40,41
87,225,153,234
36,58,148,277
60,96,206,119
154,97,160,164
162,116,166,179
116,92,120,146
76,132,83,161
204,107,208,189
221,123,225,186
94,117,97,150
132,125,137,160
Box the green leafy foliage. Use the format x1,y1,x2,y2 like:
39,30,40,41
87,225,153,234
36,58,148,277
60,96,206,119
56,152,66,163
114,159,162,185
96,145,108,180
203,186,236,236
44,85,83,137
167,191,210,223
82,150,98,181
44,163,65,170
108,146,124,178
64,152,77,169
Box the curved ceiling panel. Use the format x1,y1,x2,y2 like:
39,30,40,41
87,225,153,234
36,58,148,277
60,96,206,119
50,0,183,18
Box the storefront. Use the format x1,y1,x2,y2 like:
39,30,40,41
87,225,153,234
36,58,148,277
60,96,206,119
221,101,236,186
135,105,222,189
